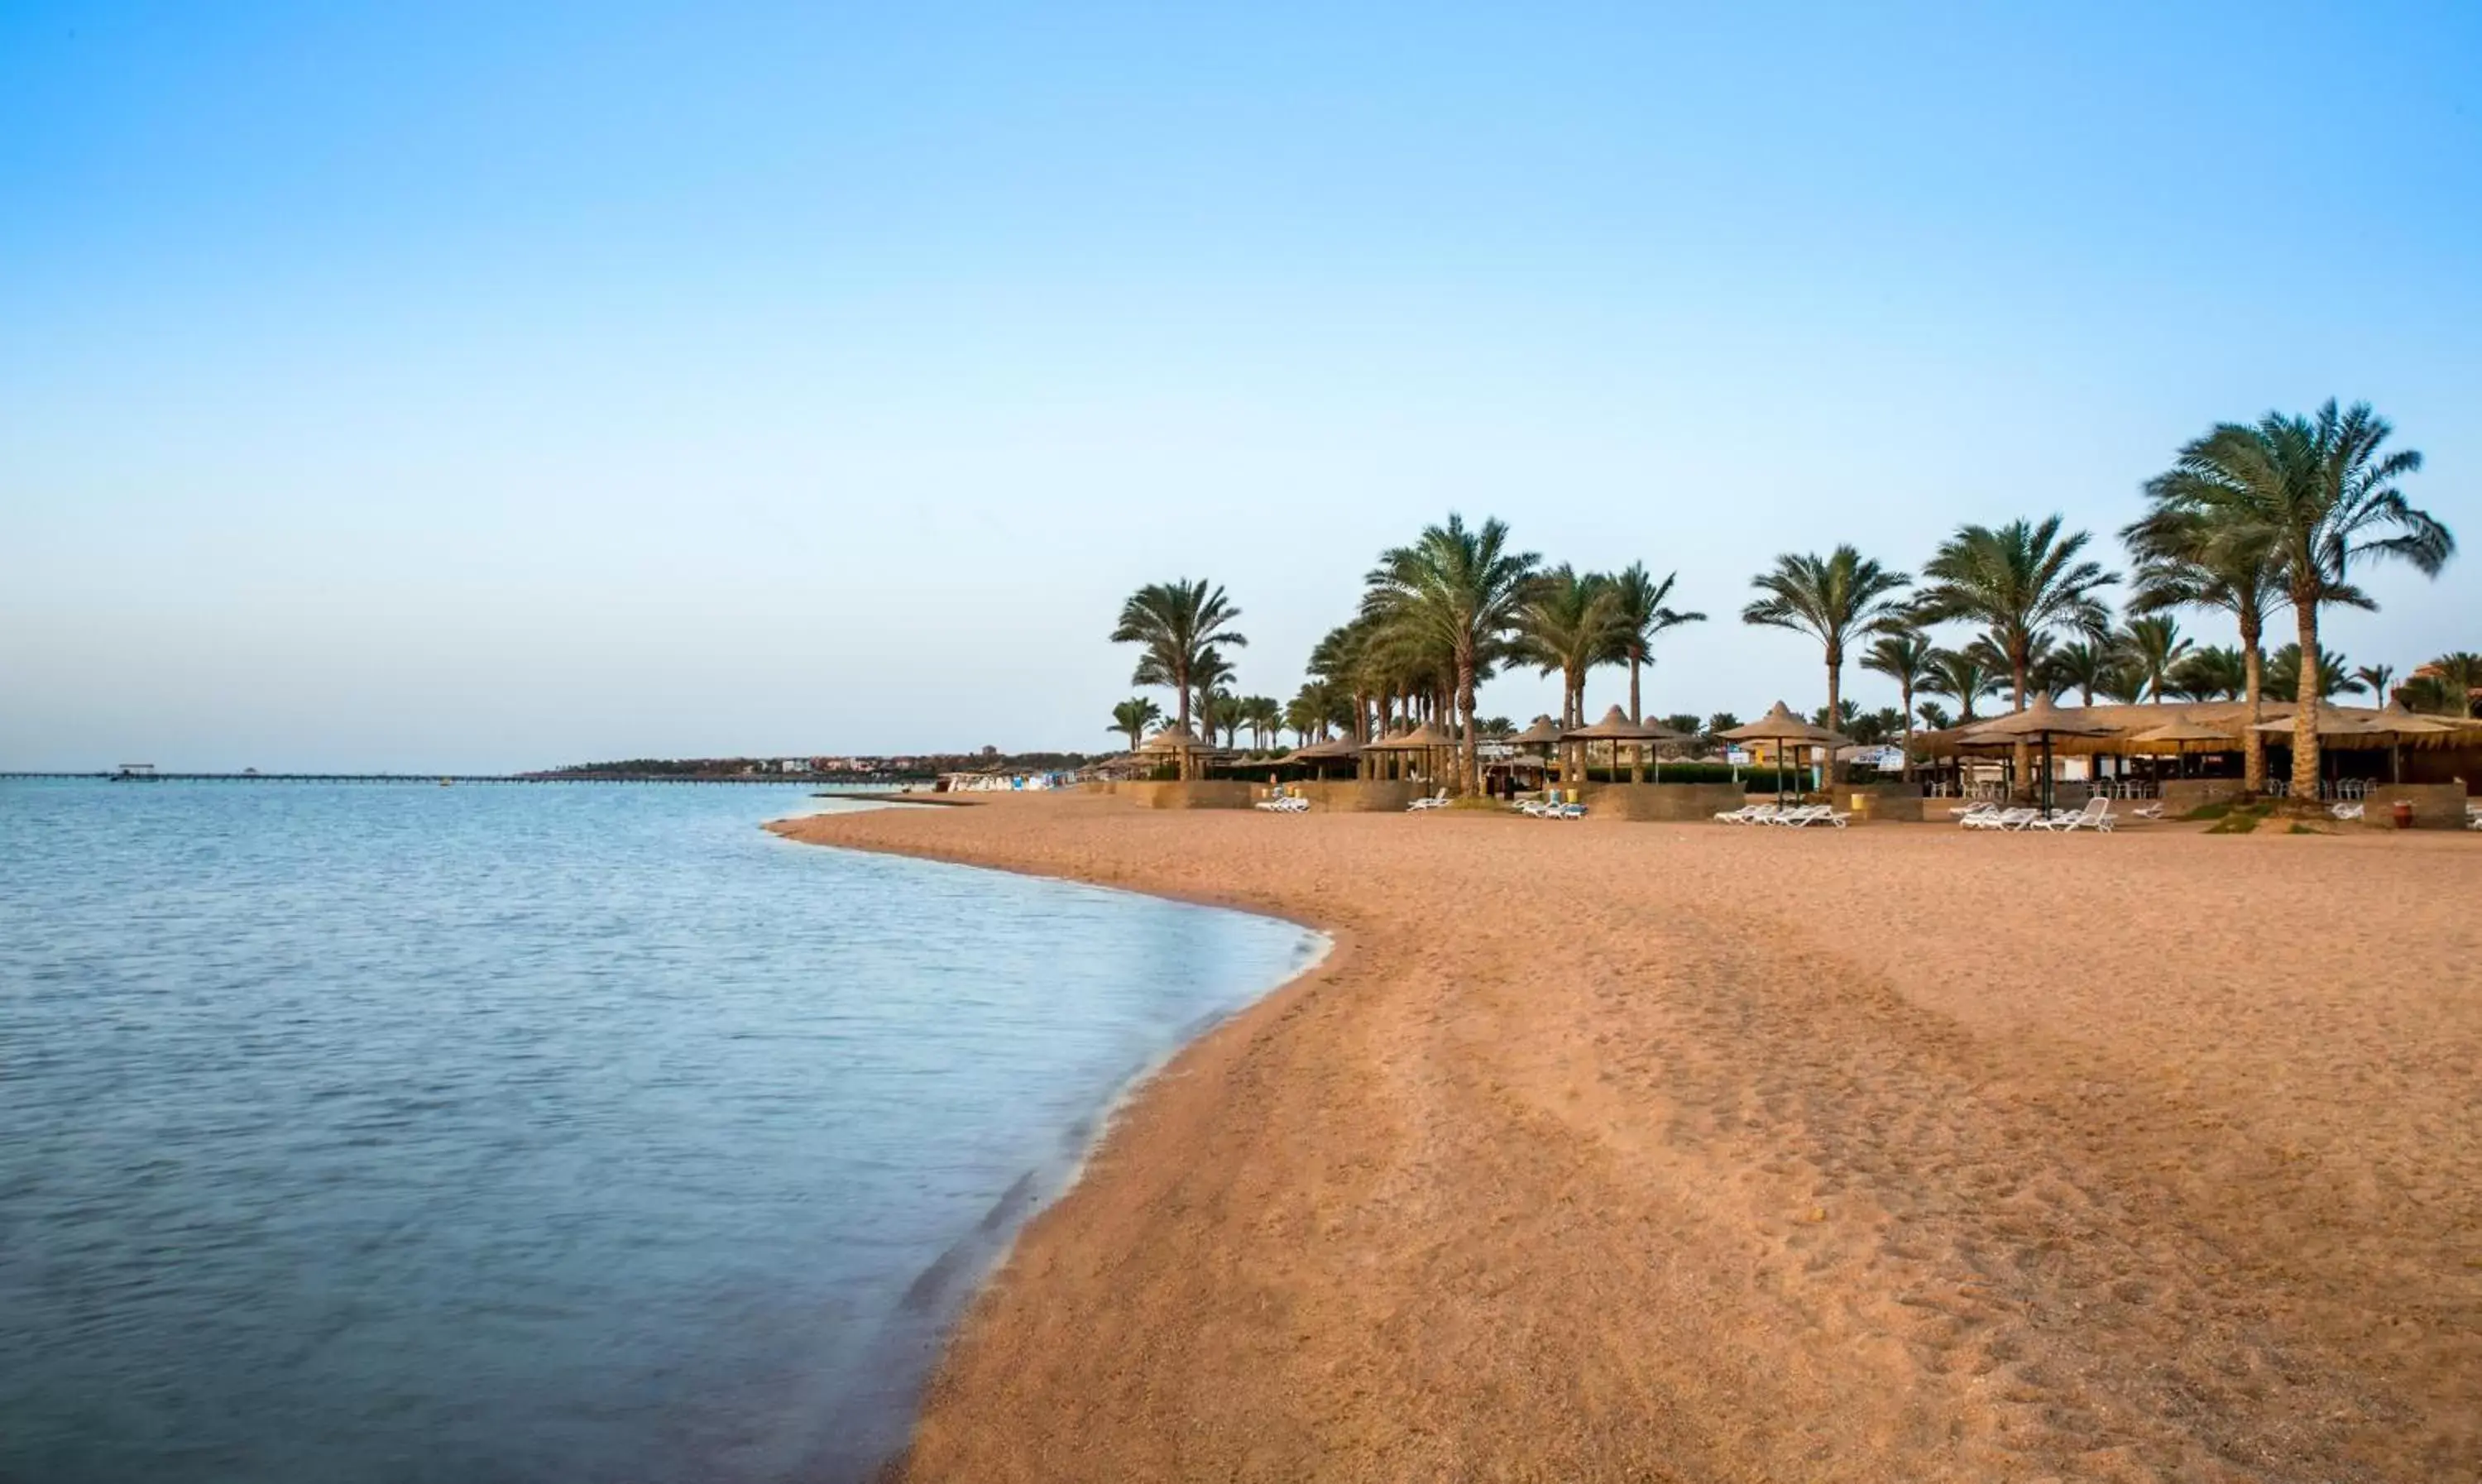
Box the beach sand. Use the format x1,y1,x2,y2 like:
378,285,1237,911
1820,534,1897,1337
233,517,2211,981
773,796,2482,1482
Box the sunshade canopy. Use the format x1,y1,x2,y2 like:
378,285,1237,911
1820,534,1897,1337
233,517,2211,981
1718,701,1847,747
1569,705,1684,741
1138,724,1218,754
1962,695,2120,741
1364,721,1455,750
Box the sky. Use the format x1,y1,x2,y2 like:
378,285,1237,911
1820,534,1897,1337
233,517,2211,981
3,2,2478,771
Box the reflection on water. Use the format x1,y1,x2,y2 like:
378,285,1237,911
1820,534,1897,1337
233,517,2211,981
0,782,1319,1483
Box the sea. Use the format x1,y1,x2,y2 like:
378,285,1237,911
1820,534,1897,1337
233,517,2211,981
0,779,1321,1483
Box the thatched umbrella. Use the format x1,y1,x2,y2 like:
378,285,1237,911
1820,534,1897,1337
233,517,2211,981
1962,697,2118,811
1569,705,1685,783
2249,708,2465,787
1504,716,1564,796
1364,721,1455,786
1287,735,1363,780
1719,702,1849,801
2127,716,2243,783
1139,723,1219,780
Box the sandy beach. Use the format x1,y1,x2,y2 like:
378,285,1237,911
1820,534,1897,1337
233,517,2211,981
774,796,2482,1482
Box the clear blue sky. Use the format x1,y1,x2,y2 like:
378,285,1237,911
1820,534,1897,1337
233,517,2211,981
4,2,2476,769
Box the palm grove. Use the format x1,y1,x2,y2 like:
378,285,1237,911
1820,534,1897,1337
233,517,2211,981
1113,400,2467,801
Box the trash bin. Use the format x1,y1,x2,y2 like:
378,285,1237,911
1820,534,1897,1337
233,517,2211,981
2393,799,2414,830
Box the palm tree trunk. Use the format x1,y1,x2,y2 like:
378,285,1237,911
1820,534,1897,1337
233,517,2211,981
1628,653,1642,724
1823,653,1842,791
1899,681,1915,783
1174,665,1194,781
2010,652,2033,802
2292,599,2321,802
1457,654,1479,797
2240,613,2266,795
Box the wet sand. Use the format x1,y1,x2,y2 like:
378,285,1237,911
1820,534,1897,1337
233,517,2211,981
772,796,2482,1482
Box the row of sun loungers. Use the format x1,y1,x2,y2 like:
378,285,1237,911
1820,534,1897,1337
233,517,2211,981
1517,798,1587,819
1955,797,2116,832
1254,794,1310,812
1712,802,1850,828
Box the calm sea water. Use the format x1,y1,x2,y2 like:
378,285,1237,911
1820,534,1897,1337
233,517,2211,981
0,781,1320,1483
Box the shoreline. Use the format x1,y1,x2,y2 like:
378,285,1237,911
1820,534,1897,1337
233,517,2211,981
775,793,2482,1481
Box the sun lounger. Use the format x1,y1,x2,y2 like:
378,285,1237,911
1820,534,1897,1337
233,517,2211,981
1406,790,1450,811
1778,804,1850,829
1954,803,2000,827
2034,797,2114,833
1713,802,1761,824
2330,801,2365,822
1966,807,2039,831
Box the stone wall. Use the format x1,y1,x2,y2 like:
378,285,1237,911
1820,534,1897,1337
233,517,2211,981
2160,778,2246,816
1278,779,1426,812
1576,782,1747,821
2358,783,2471,830
1124,780,1258,810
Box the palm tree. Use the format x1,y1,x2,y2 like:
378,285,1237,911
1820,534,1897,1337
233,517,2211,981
1915,699,1956,731
1914,516,2115,801
1239,695,1284,750
1108,697,1162,752
1742,547,1913,783
2141,401,2451,799
1915,517,2116,711
2039,638,2120,707
1516,565,1619,729
2407,652,2482,717
1361,515,1539,794
1860,629,1934,781
2173,646,2249,701
2124,501,2289,793
2352,663,2397,709
1923,646,2001,723
2265,644,2363,702
2118,615,2193,702
1202,689,1245,749
1187,648,1239,744
1603,563,1705,723
1111,579,1247,778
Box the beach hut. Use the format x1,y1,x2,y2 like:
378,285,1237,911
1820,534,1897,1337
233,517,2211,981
1718,702,1848,801
1501,716,1564,796
1138,723,1220,780
1287,735,1364,780
1362,721,1455,786
2126,716,2244,783
1569,706,1684,784
2247,708,2465,787
1962,697,2119,812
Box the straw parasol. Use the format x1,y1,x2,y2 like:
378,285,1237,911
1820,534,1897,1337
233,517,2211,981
2129,716,2243,749
1569,705,1685,783
1363,721,1455,784
1138,722,1219,780
1962,697,2119,811
1719,702,1849,800
1287,735,1363,779
2250,707,2468,785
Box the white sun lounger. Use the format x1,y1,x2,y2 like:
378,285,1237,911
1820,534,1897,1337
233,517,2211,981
1406,790,1450,811
2035,797,2114,832
1769,804,1847,829
1965,807,2039,831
